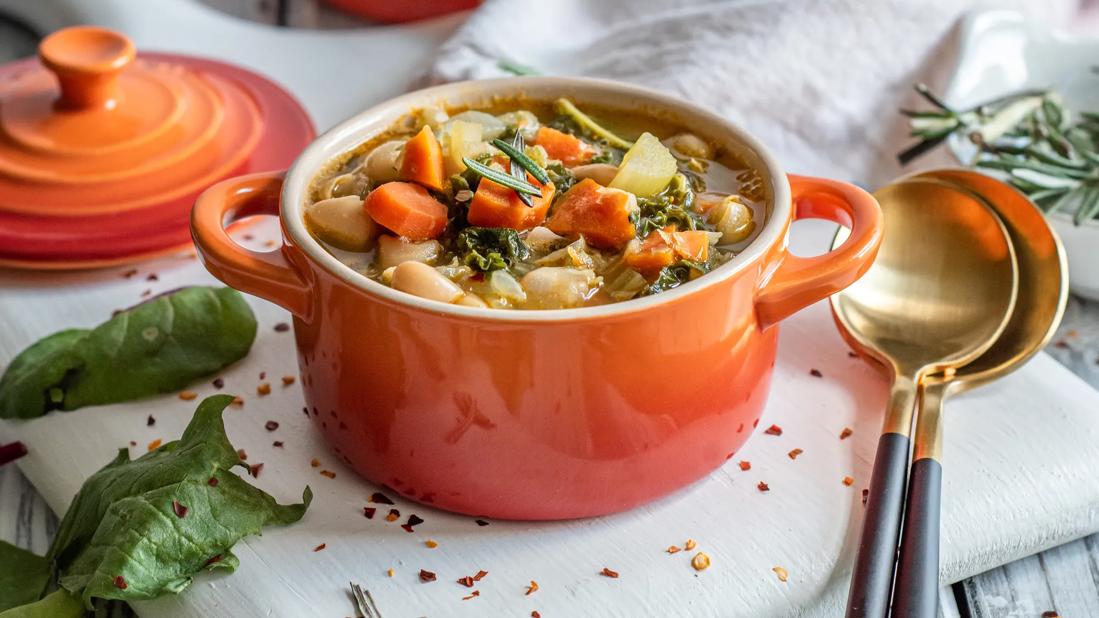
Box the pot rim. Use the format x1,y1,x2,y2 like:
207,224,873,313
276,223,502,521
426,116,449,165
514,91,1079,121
281,76,792,322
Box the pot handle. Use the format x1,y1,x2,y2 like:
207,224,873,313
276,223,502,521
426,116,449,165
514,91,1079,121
191,171,311,318
755,174,883,329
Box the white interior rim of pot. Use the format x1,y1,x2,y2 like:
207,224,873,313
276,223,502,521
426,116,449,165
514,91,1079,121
282,76,794,322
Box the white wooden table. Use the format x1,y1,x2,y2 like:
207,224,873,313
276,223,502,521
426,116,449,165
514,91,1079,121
1,2,1098,616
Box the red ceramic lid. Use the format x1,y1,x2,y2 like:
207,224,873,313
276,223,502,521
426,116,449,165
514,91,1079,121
0,26,314,269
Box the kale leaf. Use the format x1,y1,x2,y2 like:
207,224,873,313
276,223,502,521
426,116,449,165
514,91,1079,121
0,542,51,612
644,261,710,295
456,227,532,272
544,162,577,195
48,394,311,607
0,287,257,419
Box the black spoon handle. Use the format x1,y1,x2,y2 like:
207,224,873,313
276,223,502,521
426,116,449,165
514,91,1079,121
892,457,942,616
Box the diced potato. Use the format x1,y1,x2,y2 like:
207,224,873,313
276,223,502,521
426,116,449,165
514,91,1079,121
305,196,379,252
443,120,484,175
609,132,678,197
497,110,540,139
364,140,405,183
375,234,443,270
448,111,507,140
709,195,756,244
521,267,600,309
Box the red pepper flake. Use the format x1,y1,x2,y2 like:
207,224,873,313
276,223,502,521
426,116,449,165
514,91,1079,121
121,268,138,279
250,463,264,478
273,440,284,448
419,569,436,583
212,377,225,389
1042,612,1061,618
738,460,751,471
861,489,869,505
320,470,336,479
237,449,248,461
473,570,488,582
265,420,279,431
474,519,489,526
753,418,759,428
231,396,244,407
1053,340,1069,349
757,481,770,492
203,554,222,567
363,507,376,519
457,576,474,587
147,439,162,451
0,441,29,466
385,509,400,522
684,538,697,550
725,452,734,460
526,580,539,595
406,514,424,528
141,289,152,297
178,391,197,401
370,491,395,504
809,368,823,378
600,567,619,579
532,612,541,618
667,545,681,554
840,427,853,440
146,273,159,281
259,371,267,380
129,441,136,447
462,590,480,600
208,476,219,487
171,499,188,518
310,458,320,468
313,543,326,552
242,234,254,241
424,539,438,548
273,322,290,332
787,448,803,460
764,424,783,436
257,383,271,396
282,375,296,386
113,575,128,590
842,475,854,486
146,415,156,426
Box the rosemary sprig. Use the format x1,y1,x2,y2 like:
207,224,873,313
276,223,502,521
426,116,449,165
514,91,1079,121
493,136,551,185
462,157,543,196
505,132,533,207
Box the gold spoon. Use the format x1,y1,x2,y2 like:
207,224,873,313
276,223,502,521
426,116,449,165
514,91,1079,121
831,178,1019,617
889,170,1068,617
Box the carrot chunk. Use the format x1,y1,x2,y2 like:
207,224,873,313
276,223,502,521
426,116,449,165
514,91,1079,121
533,127,596,167
363,182,448,240
399,126,446,191
467,175,556,231
546,179,637,249
624,227,711,276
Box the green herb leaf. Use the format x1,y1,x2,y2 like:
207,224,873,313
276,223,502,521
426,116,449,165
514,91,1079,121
47,394,310,607
552,99,635,150
0,287,257,419
497,59,540,76
0,590,83,618
0,542,51,612
456,227,532,272
461,158,543,196
644,261,709,295
492,138,551,185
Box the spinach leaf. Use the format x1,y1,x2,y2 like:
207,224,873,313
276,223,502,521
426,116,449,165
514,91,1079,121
0,590,82,618
0,287,257,419
0,541,51,612
644,261,710,295
456,227,532,272
545,162,577,195
632,174,711,238
48,394,311,607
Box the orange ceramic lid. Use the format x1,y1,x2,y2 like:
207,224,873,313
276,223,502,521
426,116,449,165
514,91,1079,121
0,26,314,269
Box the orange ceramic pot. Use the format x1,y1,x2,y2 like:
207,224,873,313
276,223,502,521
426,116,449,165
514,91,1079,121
192,78,882,520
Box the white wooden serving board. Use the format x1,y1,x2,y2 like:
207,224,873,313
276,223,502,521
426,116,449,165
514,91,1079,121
3,2,1099,616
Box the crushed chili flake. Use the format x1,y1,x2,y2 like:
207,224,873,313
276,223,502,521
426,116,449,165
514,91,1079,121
250,463,264,478
257,382,271,396
462,590,480,601
147,439,162,451
526,580,539,595
0,442,28,467
208,477,219,486
787,448,803,460
840,427,854,440
212,377,224,389
847,351,859,358
274,322,290,332
1042,611,1061,618
1054,340,1069,349
146,415,156,426
172,500,188,518
419,569,436,583
809,368,823,378
385,509,400,522
363,507,376,519
231,396,244,407
129,441,136,446
600,567,619,578
457,576,474,587
313,543,326,552
725,452,734,460
473,570,488,582
667,545,681,554
862,489,869,505
237,449,248,461
141,289,152,297
685,538,697,550
387,568,395,578
259,371,266,380
113,575,128,589
178,391,197,401
532,612,541,618
310,458,321,468
757,481,770,492
121,268,138,279
204,554,222,567
842,476,854,486
764,424,783,436
370,491,395,504
146,273,159,281
320,469,336,479
282,375,296,386
265,420,279,431
738,460,751,471
475,519,489,526
691,552,711,571
405,514,425,529
773,566,789,582
425,539,438,548
273,440,284,448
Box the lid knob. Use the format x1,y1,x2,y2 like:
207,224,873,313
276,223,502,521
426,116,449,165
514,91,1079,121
38,26,135,110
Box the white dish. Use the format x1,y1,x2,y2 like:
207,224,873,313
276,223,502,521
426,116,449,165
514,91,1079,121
944,10,1099,300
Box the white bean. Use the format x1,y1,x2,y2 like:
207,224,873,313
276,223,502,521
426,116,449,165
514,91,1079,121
665,133,713,159
390,262,464,303
364,140,405,183
375,235,442,270
456,293,488,308
304,196,378,251
570,163,619,186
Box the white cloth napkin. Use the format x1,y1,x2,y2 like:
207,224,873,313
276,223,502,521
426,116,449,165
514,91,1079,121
426,0,1076,186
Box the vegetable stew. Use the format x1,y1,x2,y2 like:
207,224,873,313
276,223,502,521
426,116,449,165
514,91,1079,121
306,98,767,309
